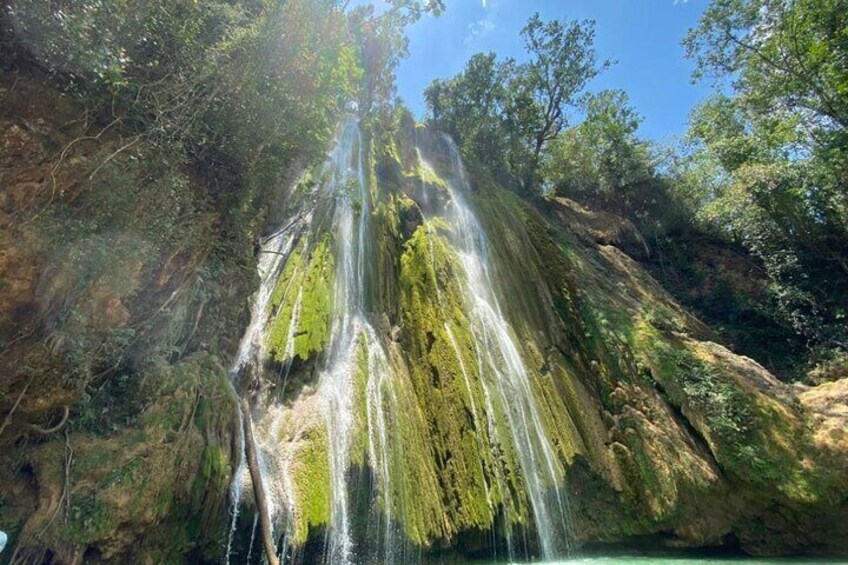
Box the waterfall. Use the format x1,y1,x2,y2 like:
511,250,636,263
420,137,575,558
319,145,359,564
318,118,408,564
225,118,573,564
225,191,311,564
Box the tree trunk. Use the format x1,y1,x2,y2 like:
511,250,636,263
241,400,280,565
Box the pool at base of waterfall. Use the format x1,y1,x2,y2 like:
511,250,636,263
487,557,845,565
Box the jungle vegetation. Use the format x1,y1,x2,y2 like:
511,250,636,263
2,0,844,383
425,0,848,380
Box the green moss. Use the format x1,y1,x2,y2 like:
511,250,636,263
267,235,334,364
384,138,402,165
632,319,837,504
66,492,114,544
403,157,448,191
32,353,237,561
397,222,526,539
290,424,332,544
382,354,453,546
200,445,230,494
348,335,371,469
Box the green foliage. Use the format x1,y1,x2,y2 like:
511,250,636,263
66,492,113,544
208,0,365,167
30,353,237,558
518,14,609,159
425,13,606,193
634,323,842,504
6,0,256,136
543,89,652,203
662,348,759,459
677,0,848,356
424,53,515,179
2,0,376,190
349,0,443,112
684,0,848,130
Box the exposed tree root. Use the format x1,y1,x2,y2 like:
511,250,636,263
28,406,70,435
0,376,33,439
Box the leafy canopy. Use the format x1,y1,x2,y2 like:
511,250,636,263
678,0,848,351
425,13,606,193
542,89,651,203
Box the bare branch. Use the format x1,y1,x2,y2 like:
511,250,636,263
0,376,34,439
242,401,281,565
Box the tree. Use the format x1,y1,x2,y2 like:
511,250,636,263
425,13,607,194
679,0,848,353
341,0,444,22
520,14,608,163
348,0,444,113
684,0,848,132
424,52,515,173
543,89,650,203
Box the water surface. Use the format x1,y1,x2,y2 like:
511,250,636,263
499,558,846,565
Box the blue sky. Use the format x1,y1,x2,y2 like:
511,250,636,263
392,0,712,142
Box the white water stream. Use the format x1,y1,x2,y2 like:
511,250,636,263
225,197,311,564
420,137,575,559
302,118,400,565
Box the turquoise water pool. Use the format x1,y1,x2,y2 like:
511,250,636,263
499,558,847,565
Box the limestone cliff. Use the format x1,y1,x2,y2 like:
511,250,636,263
0,73,260,563
1,75,846,564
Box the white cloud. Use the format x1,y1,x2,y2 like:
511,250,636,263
464,17,495,44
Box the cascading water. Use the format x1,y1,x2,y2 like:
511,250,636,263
418,137,575,559
226,116,406,565
226,198,311,564
226,118,573,564
311,118,408,564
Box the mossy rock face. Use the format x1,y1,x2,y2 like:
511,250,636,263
411,126,848,555
361,334,446,548
290,421,332,543
7,90,848,562
0,70,265,561
634,320,845,505
266,235,335,365
8,354,238,562
398,223,507,535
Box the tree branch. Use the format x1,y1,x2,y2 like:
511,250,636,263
724,30,847,128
